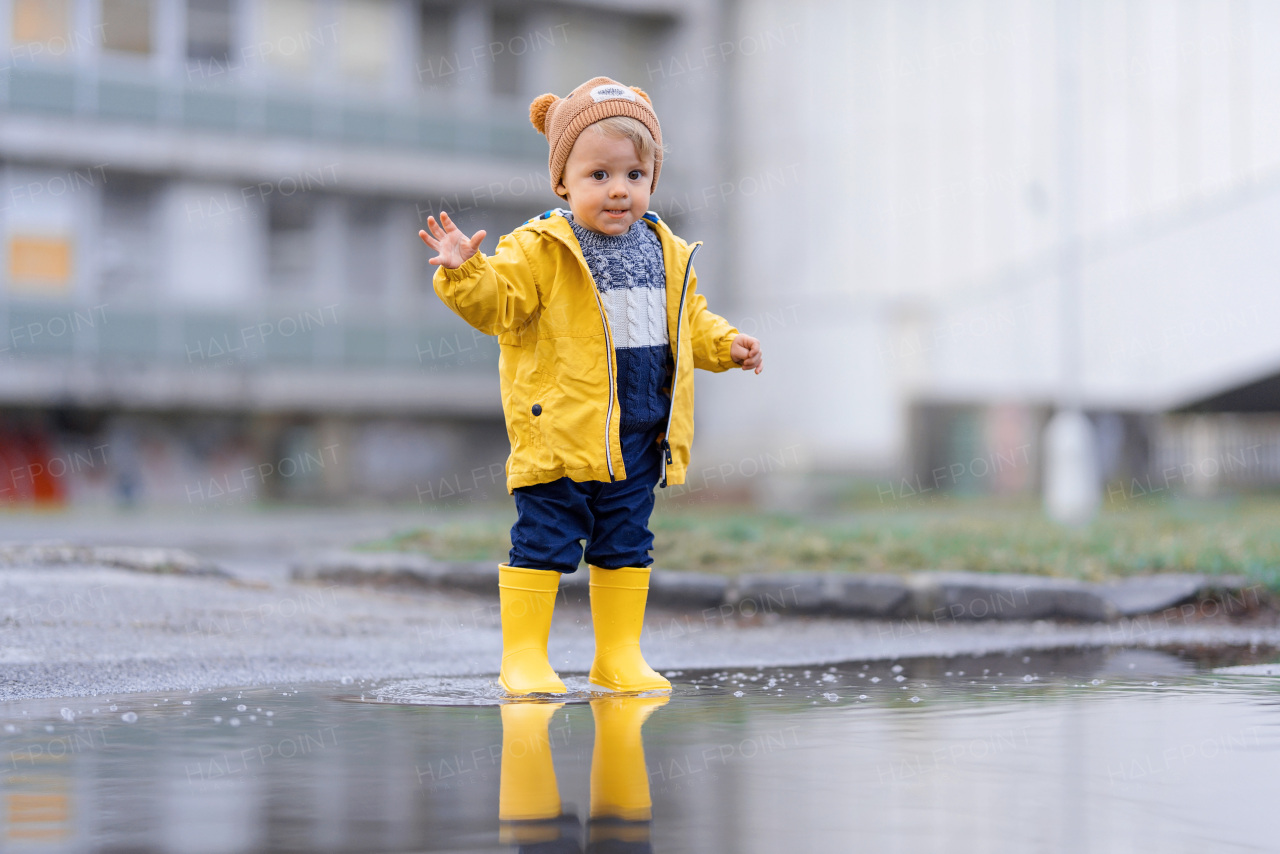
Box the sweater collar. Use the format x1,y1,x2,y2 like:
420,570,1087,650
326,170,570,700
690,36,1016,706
523,207,684,256
517,208,704,308
564,211,651,249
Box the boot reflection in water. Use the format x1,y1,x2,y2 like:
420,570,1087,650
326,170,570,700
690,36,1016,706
498,701,581,851
587,695,668,852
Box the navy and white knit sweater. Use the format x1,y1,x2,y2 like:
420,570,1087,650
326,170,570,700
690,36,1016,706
565,211,673,434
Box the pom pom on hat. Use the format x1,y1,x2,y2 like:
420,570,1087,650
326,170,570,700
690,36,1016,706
529,93,557,136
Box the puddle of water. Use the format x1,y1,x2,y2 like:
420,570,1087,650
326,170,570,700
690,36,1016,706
342,675,670,707
1,644,1278,852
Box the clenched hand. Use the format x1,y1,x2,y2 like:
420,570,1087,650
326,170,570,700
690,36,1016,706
731,333,763,374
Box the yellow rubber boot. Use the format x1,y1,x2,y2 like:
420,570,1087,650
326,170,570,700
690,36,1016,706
587,565,671,693
589,695,668,835
498,564,567,695
498,701,566,844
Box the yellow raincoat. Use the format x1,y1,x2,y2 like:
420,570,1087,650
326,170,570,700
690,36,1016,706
432,208,741,493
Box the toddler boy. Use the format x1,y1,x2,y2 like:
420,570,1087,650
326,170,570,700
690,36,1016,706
419,76,762,695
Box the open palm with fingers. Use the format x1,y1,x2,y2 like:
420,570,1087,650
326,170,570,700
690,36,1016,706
418,211,486,269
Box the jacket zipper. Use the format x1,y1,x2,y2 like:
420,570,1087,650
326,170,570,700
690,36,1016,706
591,285,618,481
659,242,701,488
554,207,620,482
553,208,693,486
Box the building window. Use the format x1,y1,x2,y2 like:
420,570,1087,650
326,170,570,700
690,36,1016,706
257,0,315,76
544,10,667,97
490,8,523,97
4,165,79,296
11,0,72,51
417,2,455,94
345,198,387,297
8,235,73,294
101,0,153,55
186,0,233,65
267,193,314,292
339,0,391,83
99,175,157,300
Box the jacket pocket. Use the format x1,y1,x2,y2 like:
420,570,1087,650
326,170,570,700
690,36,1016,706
527,369,554,449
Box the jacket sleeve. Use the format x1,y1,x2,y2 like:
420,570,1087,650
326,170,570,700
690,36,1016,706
431,230,542,336
686,266,741,372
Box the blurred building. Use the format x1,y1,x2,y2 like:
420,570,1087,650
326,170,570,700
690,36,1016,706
0,0,735,507
706,0,1280,505
4,0,1277,510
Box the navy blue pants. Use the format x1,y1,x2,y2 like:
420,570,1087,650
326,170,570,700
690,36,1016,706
509,424,663,573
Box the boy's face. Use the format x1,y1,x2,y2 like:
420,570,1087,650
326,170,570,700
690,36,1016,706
554,126,653,236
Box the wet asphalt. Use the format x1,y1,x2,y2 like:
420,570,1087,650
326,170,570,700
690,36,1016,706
2,506,1278,701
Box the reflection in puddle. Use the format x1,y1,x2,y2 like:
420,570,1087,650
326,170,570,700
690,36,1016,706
1,645,1278,852
497,695,666,850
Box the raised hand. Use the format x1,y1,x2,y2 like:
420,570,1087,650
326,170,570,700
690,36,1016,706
418,211,486,269
730,333,763,374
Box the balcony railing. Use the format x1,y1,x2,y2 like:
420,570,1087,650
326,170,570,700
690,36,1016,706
0,297,499,374
1,63,542,159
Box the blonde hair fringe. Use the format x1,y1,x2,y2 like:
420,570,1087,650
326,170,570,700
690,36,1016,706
587,115,668,166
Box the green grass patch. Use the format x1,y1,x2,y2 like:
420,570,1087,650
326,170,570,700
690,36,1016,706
359,493,1280,591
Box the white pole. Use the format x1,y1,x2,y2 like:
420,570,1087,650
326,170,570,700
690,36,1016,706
1043,0,1101,526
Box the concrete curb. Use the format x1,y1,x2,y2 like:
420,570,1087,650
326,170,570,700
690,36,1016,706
288,550,1268,623
0,542,230,578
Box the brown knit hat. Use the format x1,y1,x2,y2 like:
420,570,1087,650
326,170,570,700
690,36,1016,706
529,76,663,199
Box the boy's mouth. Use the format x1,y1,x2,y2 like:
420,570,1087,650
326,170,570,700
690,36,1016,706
604,209,628,218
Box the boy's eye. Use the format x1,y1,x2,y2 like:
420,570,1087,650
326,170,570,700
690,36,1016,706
592,170,607,180
629,170,643,180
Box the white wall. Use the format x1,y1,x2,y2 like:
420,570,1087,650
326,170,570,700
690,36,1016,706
697,0,1280,476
